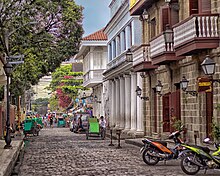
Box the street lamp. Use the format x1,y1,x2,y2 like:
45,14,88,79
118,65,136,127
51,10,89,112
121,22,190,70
164,24,173,44
3,62,13,149
180,76,198,96
94,95,101,103
125,49,133,62
156,80,163,96
135,86,149,100
201,55,220,83
201,55,216,76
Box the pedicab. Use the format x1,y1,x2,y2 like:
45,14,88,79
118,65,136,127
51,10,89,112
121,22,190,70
23,118,40,137
86,118,104,139
57,117,66,127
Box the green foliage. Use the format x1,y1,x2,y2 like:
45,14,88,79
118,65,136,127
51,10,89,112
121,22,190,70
211,121,220,142
0,0,83,99
171,117,184,131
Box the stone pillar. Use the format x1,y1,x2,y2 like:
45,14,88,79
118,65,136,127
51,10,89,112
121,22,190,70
119,75,125,129
124,74,131,132
128,72,137,135
136,72,144,137
111,80,116,127
115,77,120,129
125,25,131,50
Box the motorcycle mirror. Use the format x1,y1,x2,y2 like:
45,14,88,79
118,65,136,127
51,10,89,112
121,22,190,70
203,138,210,143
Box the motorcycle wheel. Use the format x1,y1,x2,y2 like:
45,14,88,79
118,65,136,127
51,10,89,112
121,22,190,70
142,148,159,165
181,153,200,175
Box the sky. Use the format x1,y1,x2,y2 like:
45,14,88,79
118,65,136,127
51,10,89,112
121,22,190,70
75,0,111,37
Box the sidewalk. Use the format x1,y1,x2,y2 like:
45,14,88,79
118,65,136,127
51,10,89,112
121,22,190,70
0,136,23,176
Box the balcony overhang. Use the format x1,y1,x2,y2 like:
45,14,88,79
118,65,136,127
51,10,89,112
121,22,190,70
151,52,178,65
133,61,158,72
129,0,154,16
174,38,219,57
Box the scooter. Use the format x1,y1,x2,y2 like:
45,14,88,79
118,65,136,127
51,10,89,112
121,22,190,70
140,127,185,165
180,138,220,175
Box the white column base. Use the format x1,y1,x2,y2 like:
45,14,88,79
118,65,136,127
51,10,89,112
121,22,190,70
135,131,144,137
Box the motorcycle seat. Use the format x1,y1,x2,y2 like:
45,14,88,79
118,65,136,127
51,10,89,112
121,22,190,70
191,145,210,153
142,139,167,147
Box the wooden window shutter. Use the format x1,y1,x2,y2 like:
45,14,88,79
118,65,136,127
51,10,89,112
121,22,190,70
199,0,211,14
170,3,179,27
161,7,169,32
189,0,198,15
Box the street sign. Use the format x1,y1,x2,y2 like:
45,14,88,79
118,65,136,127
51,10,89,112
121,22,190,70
9,61,24,65
197,77,212,92
7,55,24,59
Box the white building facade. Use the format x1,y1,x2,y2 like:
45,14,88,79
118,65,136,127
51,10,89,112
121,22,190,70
104,0,143,136
75,29,108,118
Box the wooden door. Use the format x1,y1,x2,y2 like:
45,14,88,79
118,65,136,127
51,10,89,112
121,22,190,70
206,91,213,137
153,88,157,133
170,89,181,132
163,93,170,132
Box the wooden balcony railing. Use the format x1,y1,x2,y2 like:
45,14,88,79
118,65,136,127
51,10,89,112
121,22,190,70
150,33,174,58
132,44,150,66
173,14,219,48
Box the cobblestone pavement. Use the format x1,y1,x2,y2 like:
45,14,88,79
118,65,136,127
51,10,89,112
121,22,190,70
18,128,219,176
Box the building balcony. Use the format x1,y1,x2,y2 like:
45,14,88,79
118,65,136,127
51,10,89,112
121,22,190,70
132,44,157,72
83,69,104,88
150,33,178,65
107,51,130,70
173,14,219,56
129,0,154,16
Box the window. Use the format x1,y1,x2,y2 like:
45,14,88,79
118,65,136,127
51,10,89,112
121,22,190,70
189,0,211,15
150,18,156,38
161,7,169,32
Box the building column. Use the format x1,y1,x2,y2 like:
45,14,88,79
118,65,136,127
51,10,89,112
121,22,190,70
119,75,125,129
136,72,145,137
128,72,137,135
115,77,120,129
124,74,131,132
125,25,131,50
111,80,116,127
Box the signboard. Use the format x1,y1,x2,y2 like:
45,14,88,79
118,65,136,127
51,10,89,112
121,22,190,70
130,0,138,9
197,77,212,92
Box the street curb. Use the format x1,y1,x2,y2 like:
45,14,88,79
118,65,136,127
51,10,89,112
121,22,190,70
0,140,23,176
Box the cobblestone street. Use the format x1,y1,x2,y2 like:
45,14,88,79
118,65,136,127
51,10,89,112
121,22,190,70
18,128,219,176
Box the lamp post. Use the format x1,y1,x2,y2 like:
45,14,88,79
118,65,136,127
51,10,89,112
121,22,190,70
3,62,13,149
135,86,149,100
156,80,163,96
201,55,220,83
180,76,198,96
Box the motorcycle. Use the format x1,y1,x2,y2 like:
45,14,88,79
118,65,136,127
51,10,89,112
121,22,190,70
140,127,185,165
180,138,220,175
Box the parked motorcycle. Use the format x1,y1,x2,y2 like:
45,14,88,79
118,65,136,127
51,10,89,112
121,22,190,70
180,138,220,175
140,127,185,165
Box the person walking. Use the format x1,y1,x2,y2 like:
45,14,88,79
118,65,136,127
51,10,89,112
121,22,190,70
99,116,106,139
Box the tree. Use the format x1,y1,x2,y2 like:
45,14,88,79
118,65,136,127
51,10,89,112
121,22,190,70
0,0,84,98
48,64,85,111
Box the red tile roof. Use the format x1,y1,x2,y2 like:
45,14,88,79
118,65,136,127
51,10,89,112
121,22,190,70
82,28,107,41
